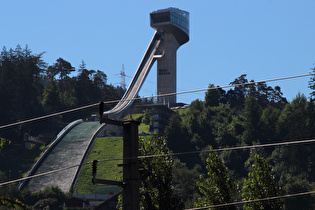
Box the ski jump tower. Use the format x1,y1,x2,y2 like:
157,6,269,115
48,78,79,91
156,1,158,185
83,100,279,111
150,8,189,105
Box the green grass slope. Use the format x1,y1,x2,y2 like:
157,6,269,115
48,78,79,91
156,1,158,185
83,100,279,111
74,137,123,195
72,113,152,195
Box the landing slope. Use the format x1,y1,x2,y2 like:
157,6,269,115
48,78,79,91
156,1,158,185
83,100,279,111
27,121,102,192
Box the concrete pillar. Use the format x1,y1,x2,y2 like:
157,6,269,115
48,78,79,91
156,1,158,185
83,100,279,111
157,33,180,105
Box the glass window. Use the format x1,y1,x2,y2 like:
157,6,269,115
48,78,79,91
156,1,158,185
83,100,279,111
151,12,170,25
151,8,189,32
169,10,189,31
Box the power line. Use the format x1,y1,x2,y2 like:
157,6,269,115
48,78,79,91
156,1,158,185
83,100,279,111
186,190,315,210
2,137,315,188
0,103,99,130
131,72,315,101
0,72,314,130
0,161,92,187
2,160,315,209
137,138,315,159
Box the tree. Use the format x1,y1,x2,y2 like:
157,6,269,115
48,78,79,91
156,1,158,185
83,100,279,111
21,185,68,209
32,198,59,210
93,70,108,89
142,109,152,125
75,66,97,104
242,96,262,145
165,113,193,166
270,86,287,109
139,135,183,210
49,58,75,104
279,174,315,210
0,45,46,140
242,154,283,209
277,93,309,140
205,84,220,107
195,147,237,209
0,196,29,209
41,81,61,111
0,169,28,209
208,104,244,147
118,135,183,209
226,74,248,110
186,99,217,150
172,159,201,208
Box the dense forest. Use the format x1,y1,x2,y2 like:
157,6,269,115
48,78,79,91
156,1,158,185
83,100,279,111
0,45,123,144
1,44,315,209
165,74,315,208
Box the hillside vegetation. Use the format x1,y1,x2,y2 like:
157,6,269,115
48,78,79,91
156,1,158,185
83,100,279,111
163,74,315,208
74,137,123,195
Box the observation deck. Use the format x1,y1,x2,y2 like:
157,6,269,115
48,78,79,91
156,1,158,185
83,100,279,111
150,7,189,46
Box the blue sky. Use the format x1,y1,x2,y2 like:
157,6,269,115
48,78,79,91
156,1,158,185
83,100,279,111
2,1,315,104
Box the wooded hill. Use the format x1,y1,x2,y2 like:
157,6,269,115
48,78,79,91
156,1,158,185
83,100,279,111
0,45,123,144
1,45,315,209
164,73,315,208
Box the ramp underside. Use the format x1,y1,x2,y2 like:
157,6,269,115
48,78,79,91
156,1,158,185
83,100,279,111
27,122,101,193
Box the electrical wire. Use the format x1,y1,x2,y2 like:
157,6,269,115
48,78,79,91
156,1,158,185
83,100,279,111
0,161,93,187
185,190,315,210
0,103,99,129
137,138,315,159
145,72,315,99
2,137,315,188
0,72,314,130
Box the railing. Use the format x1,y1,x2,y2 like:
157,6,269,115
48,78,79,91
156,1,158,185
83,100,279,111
104,32,163,117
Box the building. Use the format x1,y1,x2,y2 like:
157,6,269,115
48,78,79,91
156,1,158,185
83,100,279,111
150,8,189,105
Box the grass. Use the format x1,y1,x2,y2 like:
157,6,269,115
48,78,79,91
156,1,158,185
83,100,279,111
124,113,150,134
138,123,150,134
73,113,152,194
73,137,123,194
125,113,143,121
174,108,189,116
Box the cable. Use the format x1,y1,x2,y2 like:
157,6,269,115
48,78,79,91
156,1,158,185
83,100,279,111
0,161,93,187
137,138,315,160
128,72,315,102
186,190,315,210
0,72,314,130
1,137,315,188
88,137,315,162
0,103,99,129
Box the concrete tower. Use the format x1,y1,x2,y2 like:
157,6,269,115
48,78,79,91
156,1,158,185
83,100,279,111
150,8,189,105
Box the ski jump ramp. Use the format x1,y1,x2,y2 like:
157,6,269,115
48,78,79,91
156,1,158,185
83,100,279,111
20,8,189,193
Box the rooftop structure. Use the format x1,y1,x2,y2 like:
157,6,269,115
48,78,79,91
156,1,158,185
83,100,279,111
150,7,189,45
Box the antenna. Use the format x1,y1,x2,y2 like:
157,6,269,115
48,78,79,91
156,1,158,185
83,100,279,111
120,64,126,90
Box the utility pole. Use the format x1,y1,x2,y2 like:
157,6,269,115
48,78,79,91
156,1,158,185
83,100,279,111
122,119,140,210
95,104,140,210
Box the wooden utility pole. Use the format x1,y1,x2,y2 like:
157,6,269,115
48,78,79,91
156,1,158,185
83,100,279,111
122,119,140,210
95,111,140,210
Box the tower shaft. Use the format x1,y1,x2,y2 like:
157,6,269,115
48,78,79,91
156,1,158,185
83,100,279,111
157,34,180,105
